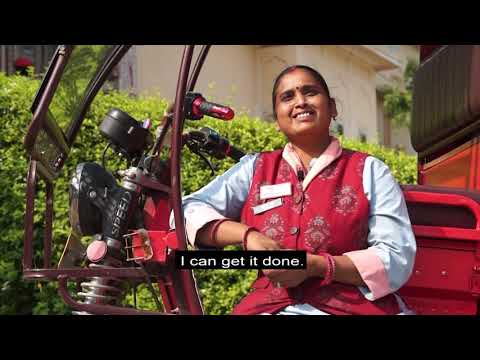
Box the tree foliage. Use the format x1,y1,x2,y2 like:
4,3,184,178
381,59,418,129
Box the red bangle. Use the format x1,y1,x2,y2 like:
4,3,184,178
328,254,336,284
318,253,336,286
209,219,230,244
242,226,256,250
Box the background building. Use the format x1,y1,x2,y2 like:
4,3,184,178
117,45,419,154
0,45,419,154
0,45,56,75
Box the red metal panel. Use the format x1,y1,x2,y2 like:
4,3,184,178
400,291,477,315
404,190,480,227
413,226,480,242
421,140,476,189
143,193,170,231
406,247,474,292
400,243,479,314
474,137,480,189
401,187,480,314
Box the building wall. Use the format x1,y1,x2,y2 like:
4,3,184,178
121,45,418,153
0,45,418,153
307,46,378,141
133,45,259,116
255,45,298,119
375,45,419,87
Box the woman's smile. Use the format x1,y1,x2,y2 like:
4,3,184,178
293,110,316,122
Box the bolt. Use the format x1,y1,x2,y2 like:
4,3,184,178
88,190,97,199
441,270,447,276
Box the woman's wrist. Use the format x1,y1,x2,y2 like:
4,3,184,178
242,226,257,250
306,253,328,278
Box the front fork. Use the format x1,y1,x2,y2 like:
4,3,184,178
74,165,193,314
75,167,142,312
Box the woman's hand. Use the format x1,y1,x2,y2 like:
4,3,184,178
263,253,324,288
245,231,282,251
263,268,310,288
264,253,367,288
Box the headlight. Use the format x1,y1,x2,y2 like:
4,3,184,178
69,162,116,236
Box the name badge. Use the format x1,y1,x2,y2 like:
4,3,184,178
260,183,292,200
252,198,283,215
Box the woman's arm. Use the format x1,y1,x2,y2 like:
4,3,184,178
169,153,257,246
170,153,281,251
263,254,365,288
343,157,416,299
196,219,282,250
308,254,365,285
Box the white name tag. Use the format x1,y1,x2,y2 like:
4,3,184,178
252,198,283,215
260,183,292,200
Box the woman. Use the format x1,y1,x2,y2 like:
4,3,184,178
172,65,416,315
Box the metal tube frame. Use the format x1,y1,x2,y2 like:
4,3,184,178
23,45,212,315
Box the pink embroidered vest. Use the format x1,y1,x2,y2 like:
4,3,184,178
232,149,400,315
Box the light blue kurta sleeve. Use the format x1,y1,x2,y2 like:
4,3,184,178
183,153,258,218
359,156,417,300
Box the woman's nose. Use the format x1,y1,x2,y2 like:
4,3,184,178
294,93,307,107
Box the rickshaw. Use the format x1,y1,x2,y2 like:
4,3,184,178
22,45,480,315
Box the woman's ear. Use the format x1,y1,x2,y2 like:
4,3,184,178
330,98,338,119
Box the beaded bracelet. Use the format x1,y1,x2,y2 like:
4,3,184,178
209,219,231,244
242,226,257,250
318,253,336,286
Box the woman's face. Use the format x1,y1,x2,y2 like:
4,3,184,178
274,69,337,142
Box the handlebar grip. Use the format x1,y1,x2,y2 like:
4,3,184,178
185,92,235,121
198,100,234,120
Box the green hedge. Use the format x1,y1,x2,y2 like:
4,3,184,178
0,73,417,315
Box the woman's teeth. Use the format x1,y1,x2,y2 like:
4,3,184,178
296,112,312,119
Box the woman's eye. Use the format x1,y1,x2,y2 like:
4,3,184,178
281,94,293,101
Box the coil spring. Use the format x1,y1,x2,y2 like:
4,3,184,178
73,263,124,315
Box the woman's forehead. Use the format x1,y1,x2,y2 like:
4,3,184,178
276,69,324,93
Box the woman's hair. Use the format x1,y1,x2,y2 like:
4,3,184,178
271,65,331,119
